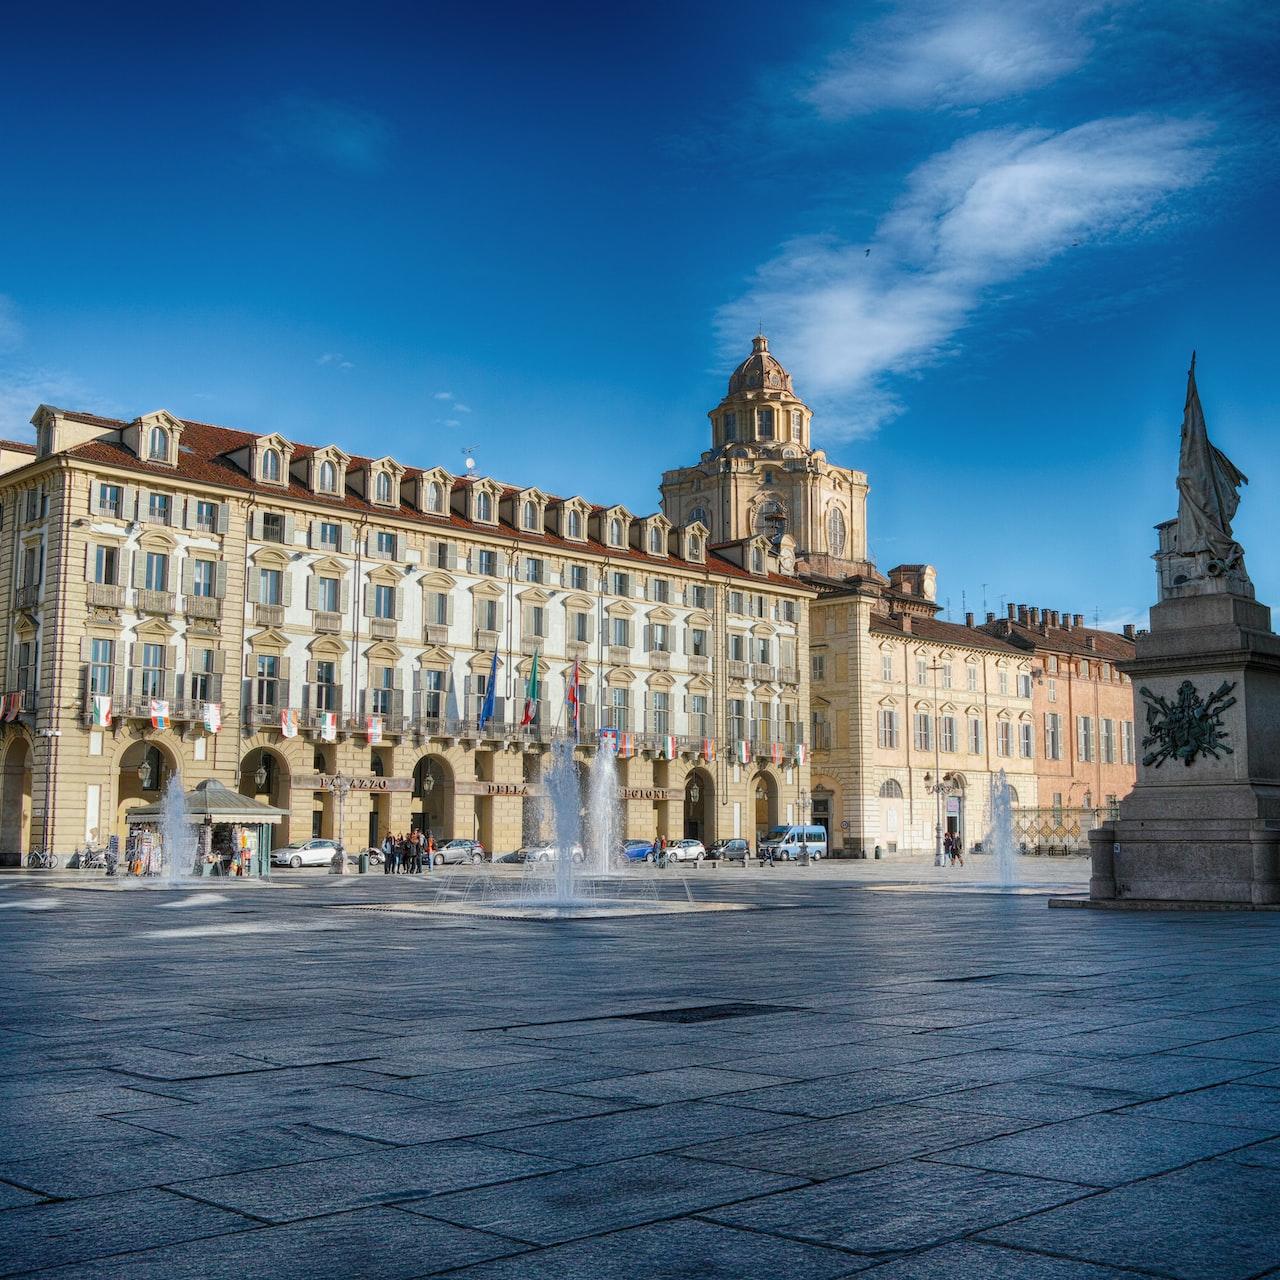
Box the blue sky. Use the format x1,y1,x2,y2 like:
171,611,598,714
1,1,1277,627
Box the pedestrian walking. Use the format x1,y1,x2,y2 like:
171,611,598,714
425,832,436,871
382,831,394,874
942,831,954,867
952,836,964,867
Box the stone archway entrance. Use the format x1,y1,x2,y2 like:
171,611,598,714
117,741,176,837
683,768,714,842
239,748,292,846
0,737,32,864
752,772,779,842
412,754,454,840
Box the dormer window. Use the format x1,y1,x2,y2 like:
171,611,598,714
262,447,282,482
649,527,664,555
475,490,493,522
318,460,338,494
426,481,444,513
689,534,704,562
148,426,169,461
375,472,393,504
522,500,539,531
567,509,583,539
758,408,775,440
752,546,764,574
609,517,623,546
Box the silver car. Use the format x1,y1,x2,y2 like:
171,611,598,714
271,838,340,869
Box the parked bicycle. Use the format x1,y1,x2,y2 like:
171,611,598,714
26,849,59,870
72,844,109,870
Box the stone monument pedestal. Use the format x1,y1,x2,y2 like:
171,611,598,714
1090,592,1280,906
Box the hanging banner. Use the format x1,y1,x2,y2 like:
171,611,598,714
280,708,299,739
320,711,338,743
149,699,170,731
658,734,677,760
770,742,784,765
736,739,751,765
598,727,618,755
366,715,384,745
793,741,807,766
202,702,222,734
91,694,113,728
616,731,636,759
701,737,717,762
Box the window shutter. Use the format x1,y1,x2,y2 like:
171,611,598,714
79,636,93,662
363,582,374,616
446,594,455,626
212,649,227,674
309,519,321,549
282,572,293,608
214,562,228,599
282,515,296,546
83,545,95,582
180,558,195,595
246,565,261,603
131,550,145,588
340,579,351,613
339,524,352,554
306,659,319,682
278,655,292,684
89,485,103,517
208,673,223,701
395,586,405,621
249,511,263,540
122,485,138,520
215,503,230,535
306,576,320,611
494,600,505,632
643,624,651,652
181,498,194,530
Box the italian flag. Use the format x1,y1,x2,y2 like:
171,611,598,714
736,739,751,765
91,695,112,728
520,650,541,726
794,742,807,765
203,702,221,734
320,711,337,742
658,735,677,760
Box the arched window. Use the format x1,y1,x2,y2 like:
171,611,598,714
690,535,703,560
567,509,583,539
148,426,169,461
650,527,664,554
318,460,337,493
426,480,444,513
375,472,393,504
758,408,775,440
1008,787,1020,806
688,507,708,531
475,490,493,521
522,500,538,530
262,447,281,482
879,778,903,798
827,506,847,558
609,517,623,546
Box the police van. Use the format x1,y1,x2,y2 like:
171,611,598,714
758,824,828,861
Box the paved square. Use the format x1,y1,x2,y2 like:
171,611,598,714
4,864,1280,1277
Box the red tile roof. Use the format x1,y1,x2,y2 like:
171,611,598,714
977,618,1135,661
869,612,1028,655
0,412,807,590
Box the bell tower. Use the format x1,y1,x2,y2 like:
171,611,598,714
660,335,869,575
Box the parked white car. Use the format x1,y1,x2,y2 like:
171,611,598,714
271,838,341,869
524,842,585,864
665,839,706,863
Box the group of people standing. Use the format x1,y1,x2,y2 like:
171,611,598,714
942,831,965,866
381,829,434,874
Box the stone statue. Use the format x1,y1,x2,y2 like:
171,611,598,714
1174,353,1248,573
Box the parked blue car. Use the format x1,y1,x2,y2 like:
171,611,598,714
620,839,655,863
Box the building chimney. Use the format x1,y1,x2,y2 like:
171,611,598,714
1062,613,1072,630
1048,610,1058,627
1006,603,1016,619
1123,623,1136,639
1074,613,1084,628
1086,635,1097,651
964,611,974,627
985,611,996,623
1017,605,1029,624
901,614,912,633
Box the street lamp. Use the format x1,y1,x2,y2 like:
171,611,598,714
331,772,352,874
137,754,154,792
689,781,700,805
254,756,269,792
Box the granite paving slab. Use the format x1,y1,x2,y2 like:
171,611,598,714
981,1158,1280,1279
22,1206,528,1280
1174,1030,1280,1063
684,1103,1037,1180
402,1154,807,1245
709,1068,949,1118
167,1139,568,1222
930,1110,1268,1186
0,1186,254,1275
909,1079,1146,1123
1120,1082,1280,1130
703,1158,1091,1254
421,1215,869,1278
548,1066,798,1105
851,1240,1149,1278
1052,1052,1270,1098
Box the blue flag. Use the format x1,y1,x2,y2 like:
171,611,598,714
478,650,499,728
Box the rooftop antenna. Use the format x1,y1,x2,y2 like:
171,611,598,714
945,595,952,620
961,589,967,617
461,447,477,475
981,583,988,612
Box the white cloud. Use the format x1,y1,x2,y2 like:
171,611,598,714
250,95,391,174
454,403,472,413
0,366,96,442
1095,608,1147,633
437,417,461,429
433,390,454,401
317,352,353,370
0,296,22,352
806,0,1098,117
720,115,1214,437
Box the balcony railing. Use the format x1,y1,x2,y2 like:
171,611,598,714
314,611,343,634
520,635,545,656
689,655,710,674
14,585,41,611
86,583,126,610
254,603,285,627
475,627,500,650
5,689,34,716
136,589,176,615
751,663,777,682
812,726,833,751
368,617,397,640
779,666,799,685
648,650,671,670
247,702,283,727
608,645,631,665
184,595,221,620
728,660,750,679
122,695,198,720
423,624,449,646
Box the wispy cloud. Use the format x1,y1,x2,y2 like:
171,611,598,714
317,352,354,370
433,390,454,401
0,296,21,352
806,0,1098,117
454,403,472,413
0,366,97,442
720,115,1214,437
250,95,391,174
436,417,462,429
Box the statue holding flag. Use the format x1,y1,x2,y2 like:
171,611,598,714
1158,355,1253,600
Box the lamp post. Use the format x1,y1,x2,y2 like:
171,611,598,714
331,771,352,874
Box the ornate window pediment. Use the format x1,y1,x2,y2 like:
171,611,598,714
359,457,405,508
308,445,351,497
415,467,452,516
420,569,456,591
468,477,502,524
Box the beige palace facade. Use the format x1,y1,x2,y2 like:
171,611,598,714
0,402,812,861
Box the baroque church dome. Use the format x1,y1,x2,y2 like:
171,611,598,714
728,335,794,396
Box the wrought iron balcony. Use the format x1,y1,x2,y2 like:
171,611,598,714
14,585,41,611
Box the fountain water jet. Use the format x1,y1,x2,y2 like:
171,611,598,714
987,769,1020,888
158,773,198,883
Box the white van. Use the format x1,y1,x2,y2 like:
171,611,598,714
759,824,828,861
